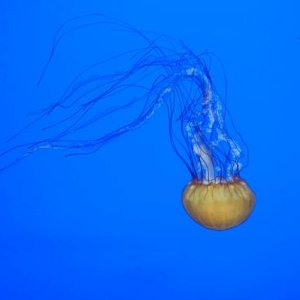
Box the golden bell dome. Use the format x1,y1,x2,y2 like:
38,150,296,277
183,179,255,230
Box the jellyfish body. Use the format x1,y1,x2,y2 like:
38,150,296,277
183,179,255,230
0,15,255,229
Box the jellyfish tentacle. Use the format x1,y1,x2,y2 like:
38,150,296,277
1,17,248,180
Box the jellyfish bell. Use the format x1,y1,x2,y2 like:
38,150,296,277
183,178,255,230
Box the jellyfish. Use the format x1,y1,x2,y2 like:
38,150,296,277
1,15,255,230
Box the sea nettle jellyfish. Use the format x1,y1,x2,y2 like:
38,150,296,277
0,15,255,230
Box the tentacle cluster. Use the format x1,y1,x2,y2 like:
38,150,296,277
0,15,248,181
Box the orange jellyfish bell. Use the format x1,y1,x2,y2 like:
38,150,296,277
183,178,255,230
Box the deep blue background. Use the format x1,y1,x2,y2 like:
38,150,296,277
0,1,300,299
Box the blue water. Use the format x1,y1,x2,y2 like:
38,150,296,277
1,1,300,299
